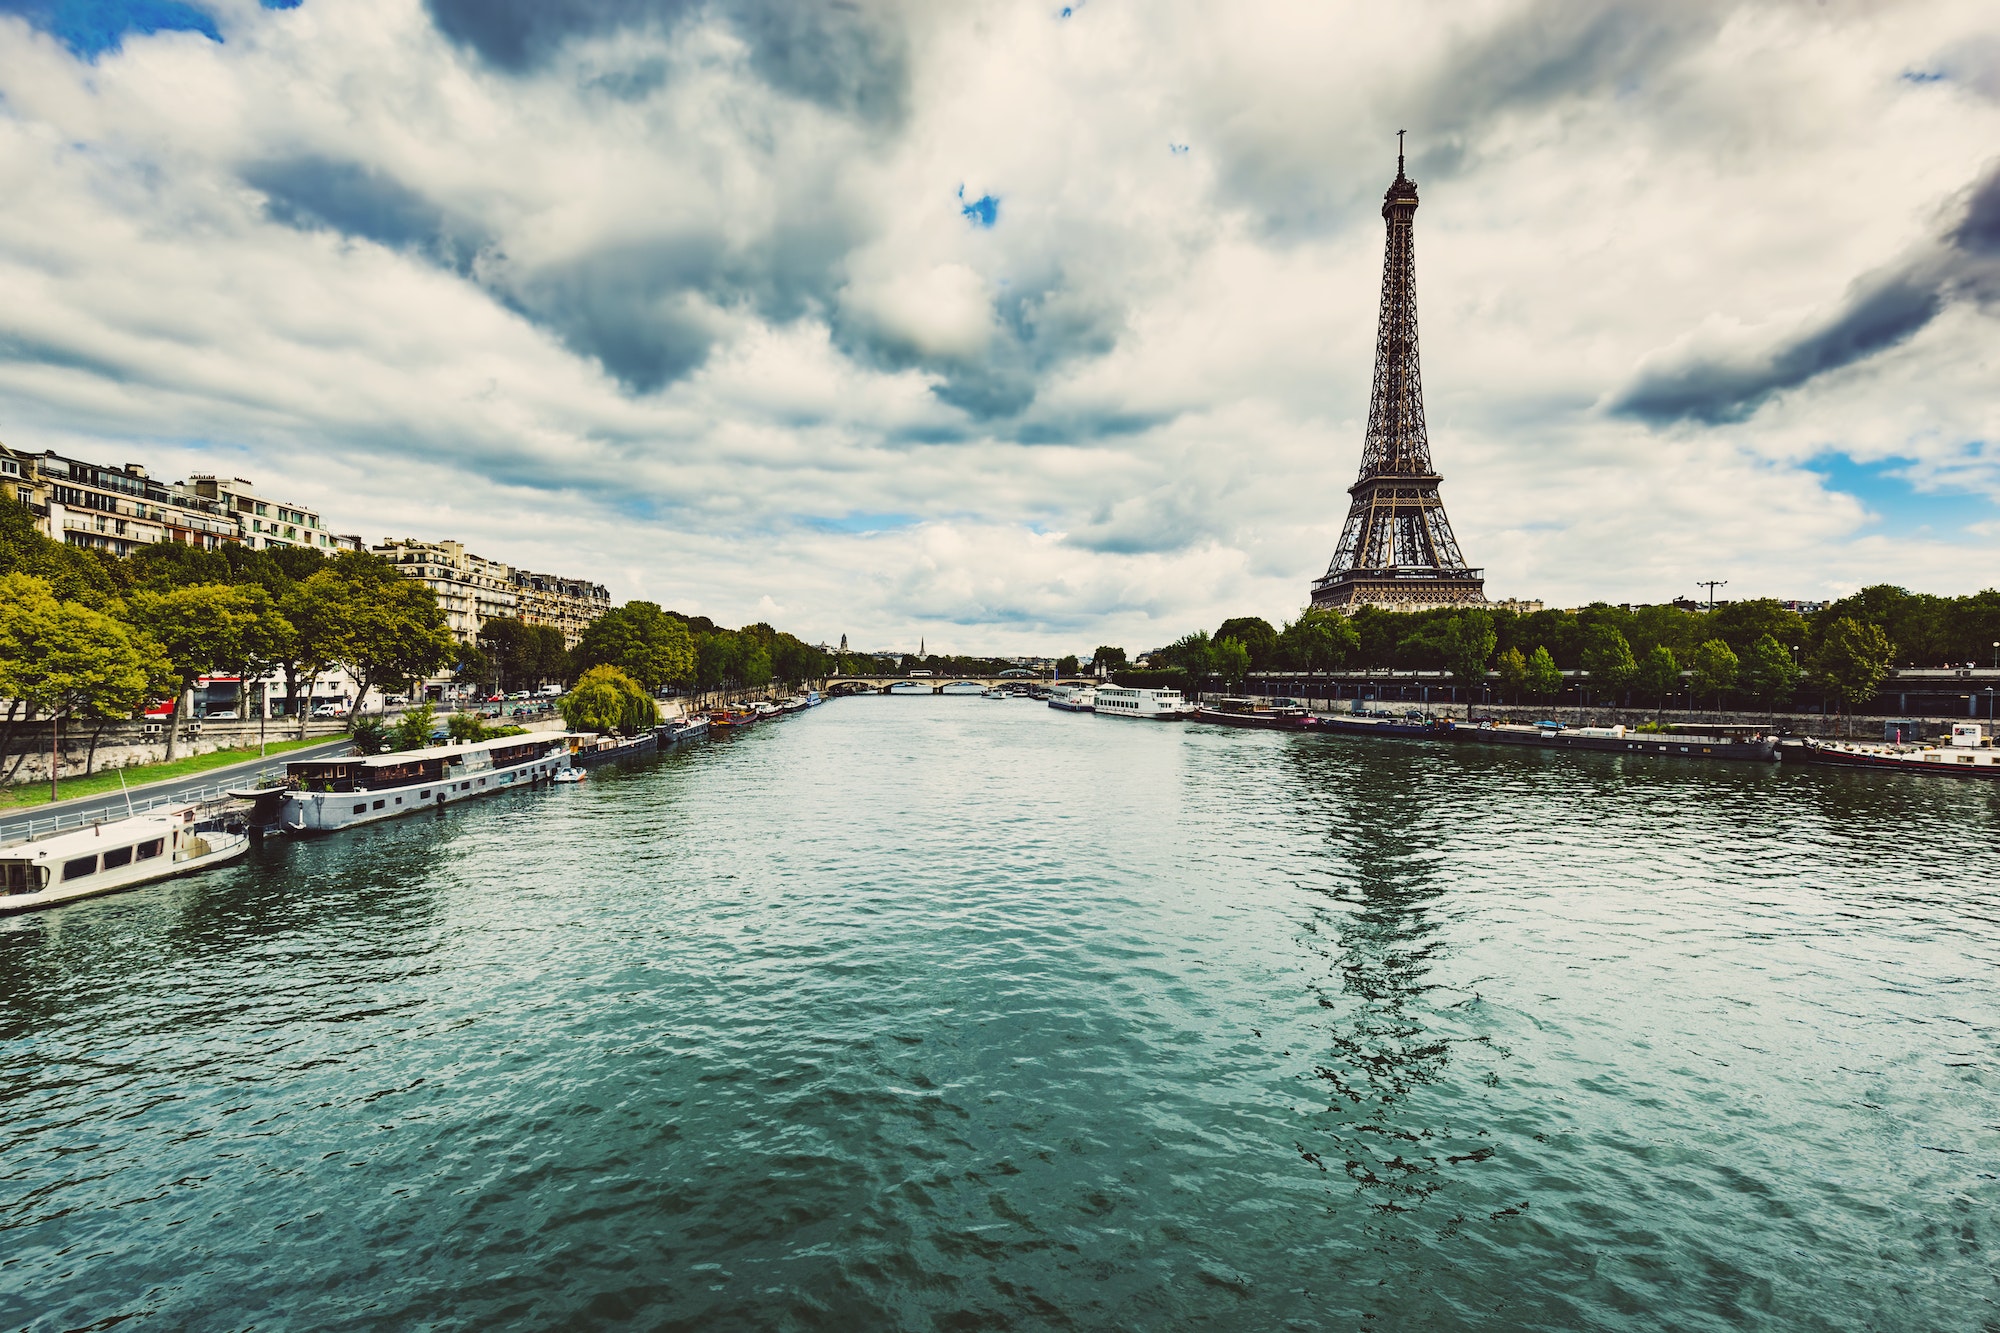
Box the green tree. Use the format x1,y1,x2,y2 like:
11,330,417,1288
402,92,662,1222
1688,638,1740,714
1740,634,1801,713
560,665,656,735
571,602,696,693
1580,624,1638,700
301,557,453,731
348,715,389,755
1813,617,1894,726
276,575,345,740
447,710,491,743
1495,646,1528,702
1214,617,1279,672
127,583,268,760
1093,646,1128,674
1636,645,1680,720
390,703,438,752
1277,608,1359,673
1443,609,1497,691
1155,630,1216,689
1214,637,1252,690
0,573,169,797
1525,645,1563,704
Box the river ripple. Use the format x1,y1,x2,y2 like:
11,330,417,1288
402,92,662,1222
3,698,1996,1330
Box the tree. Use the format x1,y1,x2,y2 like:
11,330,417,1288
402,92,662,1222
303,560,453,730
1688,639,1739,715
1580,625,1637,700
1525,645,1563,704
1443,609,1497,691
479,616,568,691
560,665,656,735
1814,617,1893,726
1214,637,1252,690
571,602,696,693
448,711,492,742
222,585,294,721
0,573,168,798
1155,631,1216,688
127,583,267,760
1277,609,1359,673
277,575,346,740
1056,654,1080,677
1093,646,1128,674
1214,617,1279,672
349,715,389,755
390,703,438,752
1495,646,1528,702
1740,634,1801,713
1636,645,1680,721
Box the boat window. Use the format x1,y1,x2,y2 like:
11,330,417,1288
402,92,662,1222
420,790,430,799
136,839,163,860
103,846,134,870
353,803,367,814
6,864,35,894
372,799,386,809
478,778,486,787
62,855,98,881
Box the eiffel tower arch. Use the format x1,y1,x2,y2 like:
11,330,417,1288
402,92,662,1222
1311,139,1485,613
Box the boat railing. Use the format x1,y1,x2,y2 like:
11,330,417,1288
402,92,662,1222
1,760,299,846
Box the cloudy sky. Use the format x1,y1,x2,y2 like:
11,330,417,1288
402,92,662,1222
0,0,1996,652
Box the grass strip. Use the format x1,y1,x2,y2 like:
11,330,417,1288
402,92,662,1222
0,738,332,810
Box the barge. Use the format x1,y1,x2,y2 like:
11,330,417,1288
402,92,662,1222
1453,720,1779,763
1194,697,1318,731
278,732,575,834
1795,723,1998,778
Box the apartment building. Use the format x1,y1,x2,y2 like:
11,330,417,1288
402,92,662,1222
373,538,520,644
510,568,611,649
184,475,362,554
3,442,239,557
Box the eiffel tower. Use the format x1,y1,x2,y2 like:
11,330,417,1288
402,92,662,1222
1311,135,1484,612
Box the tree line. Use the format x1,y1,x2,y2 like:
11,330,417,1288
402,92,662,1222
1128,587,2000,714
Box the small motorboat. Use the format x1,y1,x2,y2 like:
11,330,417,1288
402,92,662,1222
551,767,586,784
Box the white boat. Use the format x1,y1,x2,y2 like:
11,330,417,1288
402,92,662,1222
551,767,587,784
981,687,1008,699
885,680,932,695
279,732,575,834
803,691,823,707
1,802,250,916
1092,685,1186,720
1048,684,1096,713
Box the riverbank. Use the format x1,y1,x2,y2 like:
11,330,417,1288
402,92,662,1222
0,737,332,810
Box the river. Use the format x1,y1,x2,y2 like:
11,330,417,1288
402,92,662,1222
3,697,1995,1330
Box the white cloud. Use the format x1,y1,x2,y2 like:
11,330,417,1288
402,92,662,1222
0,0,1997,657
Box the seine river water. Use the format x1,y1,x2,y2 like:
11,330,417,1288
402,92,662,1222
3,698,1996,1330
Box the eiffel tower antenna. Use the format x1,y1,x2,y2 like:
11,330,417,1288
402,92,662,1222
1310,135,1485,613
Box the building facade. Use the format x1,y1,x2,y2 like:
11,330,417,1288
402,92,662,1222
372,539,520,644
3,443,239,557
509,568,611,649
184,475,362,554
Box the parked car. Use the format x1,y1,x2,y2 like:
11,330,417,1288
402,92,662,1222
204,710,240,721
385,693,410,706
310,703,348,719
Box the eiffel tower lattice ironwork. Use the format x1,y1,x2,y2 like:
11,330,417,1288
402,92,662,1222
1310,137,1485,612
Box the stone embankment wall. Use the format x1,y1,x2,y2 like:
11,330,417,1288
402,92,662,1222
2,717,351,788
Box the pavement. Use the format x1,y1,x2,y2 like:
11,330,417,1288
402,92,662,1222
1,736,353,845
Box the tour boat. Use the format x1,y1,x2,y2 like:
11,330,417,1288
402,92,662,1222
1047,685,1096,713
1797,724,1998,778
1193,697,1318,731
279,733,575,834
1092,686,1186,720
2,801,250,916
1451,719,1778,763
803,691,822,707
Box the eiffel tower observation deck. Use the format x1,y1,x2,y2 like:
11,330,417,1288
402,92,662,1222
1311,137,1485,613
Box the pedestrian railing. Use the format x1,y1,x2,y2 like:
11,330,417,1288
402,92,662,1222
1,756,324,845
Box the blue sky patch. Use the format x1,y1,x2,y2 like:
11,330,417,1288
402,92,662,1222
1806,450,1991,535
1900,69,1946,84
958,186,998,229
0,0,297,58
805,511,919,535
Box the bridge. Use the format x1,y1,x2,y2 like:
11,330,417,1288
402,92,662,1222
822,675,1051,697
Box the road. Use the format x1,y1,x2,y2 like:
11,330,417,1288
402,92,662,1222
1,737,354,845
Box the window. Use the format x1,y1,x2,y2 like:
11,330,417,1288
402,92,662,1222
372,799,386,809
419,790,430,799
7,864,39,894
353,803,367,814
478,778,486,787
103,846,134,870
255,502,268,516
136,839,163,860
62,855,98,881
394,797,403,805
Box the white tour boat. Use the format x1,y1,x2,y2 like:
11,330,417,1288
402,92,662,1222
1092,686,1187,720
1047,684,1096,713
2,802,250,916
279,732,575,834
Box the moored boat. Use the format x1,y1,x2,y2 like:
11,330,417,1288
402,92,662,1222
571,730,660,768
2,801,250,915
1193,697,1318,731
1796,724,1998,778
1452,719,1777,763
1092,686,1186,720
707,706,759,732
279,732,575,834
1047,684,1096,713
658,716,710,748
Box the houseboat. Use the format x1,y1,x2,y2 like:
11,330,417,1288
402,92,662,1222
1797,723,1997,778
1092,686,1187,720
570,730,659,769
279,732,574,834
659,715,710,749
1193,697,1318,731
2,801,250,915
1452,720,1778,763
